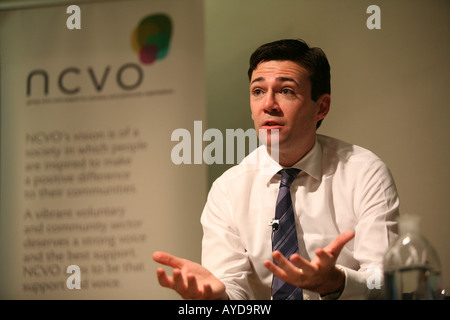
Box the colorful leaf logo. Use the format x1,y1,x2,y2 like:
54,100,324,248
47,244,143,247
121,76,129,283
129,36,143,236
132,13,172,65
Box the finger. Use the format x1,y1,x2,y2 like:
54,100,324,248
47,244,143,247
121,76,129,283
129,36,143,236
323,230,355,256
263,259,284,278
314,248,334,266
202,283,213,300
272,251,290,269
156,267,174,288
172,268,187,293
263,260,287,281
264,258,303,287
186,273,202,299
272,251,303,279
289,253,316,274
153,251,185,269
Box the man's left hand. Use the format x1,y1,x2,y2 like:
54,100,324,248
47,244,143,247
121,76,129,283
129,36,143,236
263,230,355,296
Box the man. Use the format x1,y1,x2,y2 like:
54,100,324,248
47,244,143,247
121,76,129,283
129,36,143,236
153,39,399,300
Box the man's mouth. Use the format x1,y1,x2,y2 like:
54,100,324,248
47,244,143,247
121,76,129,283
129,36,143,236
261,120,284,129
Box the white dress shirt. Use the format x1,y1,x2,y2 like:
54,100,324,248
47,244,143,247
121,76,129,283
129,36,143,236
200,134,399,300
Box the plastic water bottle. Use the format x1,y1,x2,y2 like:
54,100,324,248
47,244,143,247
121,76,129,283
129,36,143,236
383,215,444,300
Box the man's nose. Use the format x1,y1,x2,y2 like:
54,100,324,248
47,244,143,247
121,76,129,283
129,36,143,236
263,91,281,113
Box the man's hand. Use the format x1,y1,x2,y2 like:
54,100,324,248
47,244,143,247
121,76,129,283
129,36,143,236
152,251,228,300
263,230,355,296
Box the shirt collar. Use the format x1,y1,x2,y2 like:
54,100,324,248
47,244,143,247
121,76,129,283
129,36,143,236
260,138,323,186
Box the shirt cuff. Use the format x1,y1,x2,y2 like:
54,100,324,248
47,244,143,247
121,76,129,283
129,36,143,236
329,265,384,300
319,265,346,300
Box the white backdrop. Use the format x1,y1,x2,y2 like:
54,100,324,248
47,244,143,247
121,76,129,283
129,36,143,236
0,0,205,299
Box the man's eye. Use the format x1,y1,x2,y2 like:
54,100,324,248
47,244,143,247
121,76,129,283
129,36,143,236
281,88,294,95
252,89,263,96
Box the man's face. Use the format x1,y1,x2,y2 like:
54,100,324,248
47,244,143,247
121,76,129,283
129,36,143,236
249,60,329,156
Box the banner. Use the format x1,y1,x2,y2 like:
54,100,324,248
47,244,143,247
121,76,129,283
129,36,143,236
0,0,206,299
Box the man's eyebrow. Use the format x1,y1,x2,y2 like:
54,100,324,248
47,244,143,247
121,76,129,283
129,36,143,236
250,76,300,87
277,77,300,87
250,77,264,85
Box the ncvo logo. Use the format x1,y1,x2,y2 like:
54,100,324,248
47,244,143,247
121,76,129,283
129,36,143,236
26,63,143,97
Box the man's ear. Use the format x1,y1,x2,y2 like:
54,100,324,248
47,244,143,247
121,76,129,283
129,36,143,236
316,94,331,122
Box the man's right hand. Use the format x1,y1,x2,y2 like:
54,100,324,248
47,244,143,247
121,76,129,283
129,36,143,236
152,251,228,300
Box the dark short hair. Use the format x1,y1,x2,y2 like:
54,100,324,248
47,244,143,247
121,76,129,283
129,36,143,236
248,39,331,128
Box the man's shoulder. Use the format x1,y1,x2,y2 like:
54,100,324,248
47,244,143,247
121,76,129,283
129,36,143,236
317,134,382,162
212,145,272,184
317,134,391,182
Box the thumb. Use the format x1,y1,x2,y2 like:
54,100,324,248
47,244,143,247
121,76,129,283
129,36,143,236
325,230,355,256
152,251,186,268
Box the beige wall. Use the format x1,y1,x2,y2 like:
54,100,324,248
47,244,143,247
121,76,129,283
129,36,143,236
205,0,450,293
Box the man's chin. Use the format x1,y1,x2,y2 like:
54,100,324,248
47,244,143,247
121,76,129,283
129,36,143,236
257,128,284,146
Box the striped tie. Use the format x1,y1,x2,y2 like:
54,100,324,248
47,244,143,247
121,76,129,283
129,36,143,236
271,168,302,300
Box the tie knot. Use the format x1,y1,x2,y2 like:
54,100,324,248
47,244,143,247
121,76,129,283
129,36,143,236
278,168,300,188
